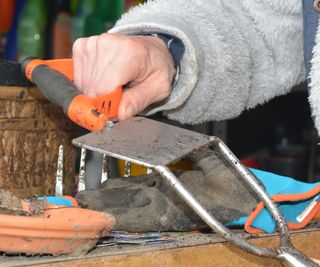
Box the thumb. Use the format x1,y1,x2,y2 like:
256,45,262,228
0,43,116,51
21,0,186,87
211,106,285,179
117,85,151,121
117,81,167,121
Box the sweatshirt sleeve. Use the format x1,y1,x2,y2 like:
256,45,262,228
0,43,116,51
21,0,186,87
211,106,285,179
109,0,306,124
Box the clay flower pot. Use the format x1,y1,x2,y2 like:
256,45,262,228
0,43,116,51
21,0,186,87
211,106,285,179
0,205,116,255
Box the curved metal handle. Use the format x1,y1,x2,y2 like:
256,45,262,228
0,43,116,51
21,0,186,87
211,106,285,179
155,136,318,266
213,137,318,265
213,137,291,246
155,165,277,258
277,249,319,267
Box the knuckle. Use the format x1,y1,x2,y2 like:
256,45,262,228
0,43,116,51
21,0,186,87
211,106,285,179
72,38,85,56
124,37,145,55
85,36,98,52
97,33,111,47
97,33,121,47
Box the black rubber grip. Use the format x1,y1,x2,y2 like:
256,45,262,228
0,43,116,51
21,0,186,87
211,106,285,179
31,64,80,114
0,60,32,87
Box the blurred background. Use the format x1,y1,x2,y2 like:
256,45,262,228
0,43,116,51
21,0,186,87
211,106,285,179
0,0,145,61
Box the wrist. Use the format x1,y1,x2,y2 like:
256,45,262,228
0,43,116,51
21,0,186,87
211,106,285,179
150,33,182,87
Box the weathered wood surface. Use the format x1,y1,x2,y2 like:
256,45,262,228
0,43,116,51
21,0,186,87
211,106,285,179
0,86,77,197
1,229,319,267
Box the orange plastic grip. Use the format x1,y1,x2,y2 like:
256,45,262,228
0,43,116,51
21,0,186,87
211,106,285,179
24,58,74,82
24,58,122,131
67,86,122,131
91,86,122,118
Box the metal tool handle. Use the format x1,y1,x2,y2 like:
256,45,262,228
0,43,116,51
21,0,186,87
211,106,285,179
213,136,318,266
277,249,319,267
155,136,319,266
155,165,318,266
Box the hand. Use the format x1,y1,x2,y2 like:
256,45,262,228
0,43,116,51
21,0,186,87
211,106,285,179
312,258,320,265
72,33,176,121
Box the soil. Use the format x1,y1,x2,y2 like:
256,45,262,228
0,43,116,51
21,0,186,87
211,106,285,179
0,189,46,216
0,189,22,211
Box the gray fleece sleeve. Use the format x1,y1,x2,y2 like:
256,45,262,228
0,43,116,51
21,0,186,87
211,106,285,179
109,0,306,124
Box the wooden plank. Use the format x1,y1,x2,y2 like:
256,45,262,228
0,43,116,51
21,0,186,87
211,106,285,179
0,86,76,197
0,86,45,100
3,229,319,267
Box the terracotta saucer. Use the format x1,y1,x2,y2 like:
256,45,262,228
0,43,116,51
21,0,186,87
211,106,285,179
0,204,116,255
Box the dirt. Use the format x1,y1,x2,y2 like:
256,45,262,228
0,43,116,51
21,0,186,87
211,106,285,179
0,189,22,211
0,189,46,216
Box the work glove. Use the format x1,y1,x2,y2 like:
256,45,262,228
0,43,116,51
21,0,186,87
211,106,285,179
76,148,259,232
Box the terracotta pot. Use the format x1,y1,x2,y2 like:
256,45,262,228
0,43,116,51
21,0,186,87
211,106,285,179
0,205,115,255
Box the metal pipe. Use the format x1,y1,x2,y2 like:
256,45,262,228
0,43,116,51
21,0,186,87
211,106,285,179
124,160,131,177
78,148,87,192
155,163,318,266
55,145,63,196
101,154,109,184
155,165,276,258
277,249,319,267
213,136,291,247
212,137,318,266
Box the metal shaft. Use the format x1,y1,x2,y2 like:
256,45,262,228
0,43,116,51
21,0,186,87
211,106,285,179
55,145,64,196
155,165,318,266
78,148,87,192
155,165,276,257
124,161,131,177
101,154,109,183
214,137,291,246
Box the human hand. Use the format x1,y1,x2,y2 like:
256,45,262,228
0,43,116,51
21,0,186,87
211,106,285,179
72,33,175,121
312,258,320,265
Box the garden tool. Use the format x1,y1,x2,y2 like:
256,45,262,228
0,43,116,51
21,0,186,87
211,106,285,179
76,151,259,232
72,116,318,267
0,58,317,265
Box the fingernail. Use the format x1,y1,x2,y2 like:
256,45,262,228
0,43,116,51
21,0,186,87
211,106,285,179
126,104,135,118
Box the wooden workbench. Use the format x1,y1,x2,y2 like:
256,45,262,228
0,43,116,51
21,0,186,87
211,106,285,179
1,225,319,267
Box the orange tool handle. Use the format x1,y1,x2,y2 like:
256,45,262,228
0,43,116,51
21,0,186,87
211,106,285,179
22,58,122,131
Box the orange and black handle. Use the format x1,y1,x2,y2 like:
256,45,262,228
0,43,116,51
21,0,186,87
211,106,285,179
22,57,122,131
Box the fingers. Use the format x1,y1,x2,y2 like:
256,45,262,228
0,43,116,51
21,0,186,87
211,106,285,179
73,33,140,96
73,36,99,96
72,38,84,91
82,36,98,96
88,34,124,95
72,33,175,120
311,258,320,265
91,35,148,95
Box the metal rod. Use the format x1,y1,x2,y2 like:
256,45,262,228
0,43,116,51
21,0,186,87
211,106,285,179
213,137,318,265
124,160,131,177
155,165,276,257
155,165,318,266
55,145,63,196
213,137,292,247
277,249,319,267
78,148,86,192
101,154,109,183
